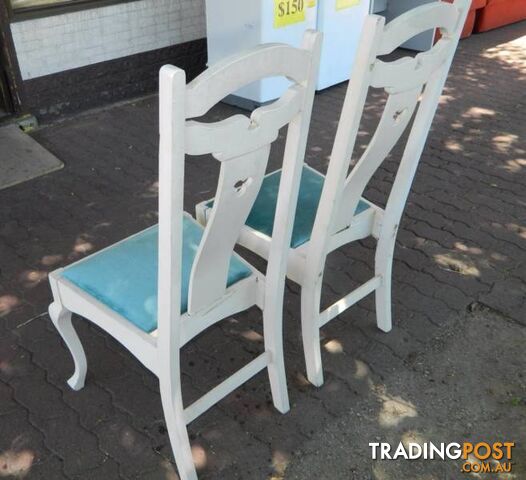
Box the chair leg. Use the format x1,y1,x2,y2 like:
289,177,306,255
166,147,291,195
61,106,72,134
195,203,207,227
263,298,290,414
48,301,87,390
375,237,395,333
160,379,198,480
301,280,324,387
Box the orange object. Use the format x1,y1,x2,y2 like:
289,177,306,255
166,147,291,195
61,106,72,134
438,0,488,39
461,10,478,37
475,0,526,32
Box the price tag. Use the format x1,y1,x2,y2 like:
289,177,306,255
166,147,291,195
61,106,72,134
274,0,306,28
336,0,360,10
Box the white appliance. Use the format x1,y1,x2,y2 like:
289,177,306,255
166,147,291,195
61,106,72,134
382,0,436,51
205,0,318,108
370,0,387,13
315,0,371,90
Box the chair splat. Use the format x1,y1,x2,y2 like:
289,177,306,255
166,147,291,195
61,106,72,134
335,86,422,232
186,56,313,315
188,146,270,314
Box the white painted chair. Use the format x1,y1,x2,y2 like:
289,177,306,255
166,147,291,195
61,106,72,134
48,31,321,480
197,0,469,387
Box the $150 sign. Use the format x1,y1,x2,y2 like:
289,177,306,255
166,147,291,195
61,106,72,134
274,0,306,28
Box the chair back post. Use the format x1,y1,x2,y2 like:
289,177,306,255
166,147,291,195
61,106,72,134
264,30,323,314
304,15,385,286
157,65,187,381
377,0,470,248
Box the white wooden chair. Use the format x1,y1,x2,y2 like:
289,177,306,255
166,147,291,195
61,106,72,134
197,0,470,387
48,31,321,480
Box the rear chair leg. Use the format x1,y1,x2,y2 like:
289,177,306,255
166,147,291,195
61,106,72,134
160,378,198,480
301,281,324,387
195,203,207,227
263,293,291,414
48,301,87,390
375,235,395,333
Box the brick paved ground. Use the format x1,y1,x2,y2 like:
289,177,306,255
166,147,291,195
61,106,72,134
1,22,525,480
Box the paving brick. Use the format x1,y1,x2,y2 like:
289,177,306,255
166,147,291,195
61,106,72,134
479,277,526,325
70,458,122,480
0,334,34,381
0,409,52,478
93,410,163,478
191,414,272,479
0,381,18,416
28,455,70,480
10,370,69,420
62,383,116,431
33,410,105,476
98,372,165,433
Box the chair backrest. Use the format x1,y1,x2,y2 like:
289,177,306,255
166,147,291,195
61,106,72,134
157,31,322,340
308,0,469,262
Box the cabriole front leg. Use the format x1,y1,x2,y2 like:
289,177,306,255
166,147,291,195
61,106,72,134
48,301,87,390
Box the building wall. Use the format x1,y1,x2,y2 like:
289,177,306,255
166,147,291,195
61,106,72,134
12,0,206,80
9,0,208,119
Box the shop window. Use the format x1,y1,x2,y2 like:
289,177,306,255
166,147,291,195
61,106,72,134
10,0,133,21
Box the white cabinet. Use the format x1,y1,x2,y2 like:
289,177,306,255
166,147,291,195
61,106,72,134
370,0,387,13
205,1,317,107
205,0,388,104
382,0,436,51
315,0,371,90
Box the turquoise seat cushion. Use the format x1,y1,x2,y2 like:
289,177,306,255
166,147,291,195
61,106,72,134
61,217,252,333
245,166,370,248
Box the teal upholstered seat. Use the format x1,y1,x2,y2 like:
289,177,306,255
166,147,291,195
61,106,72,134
61,217,252,333
245,166,370,248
